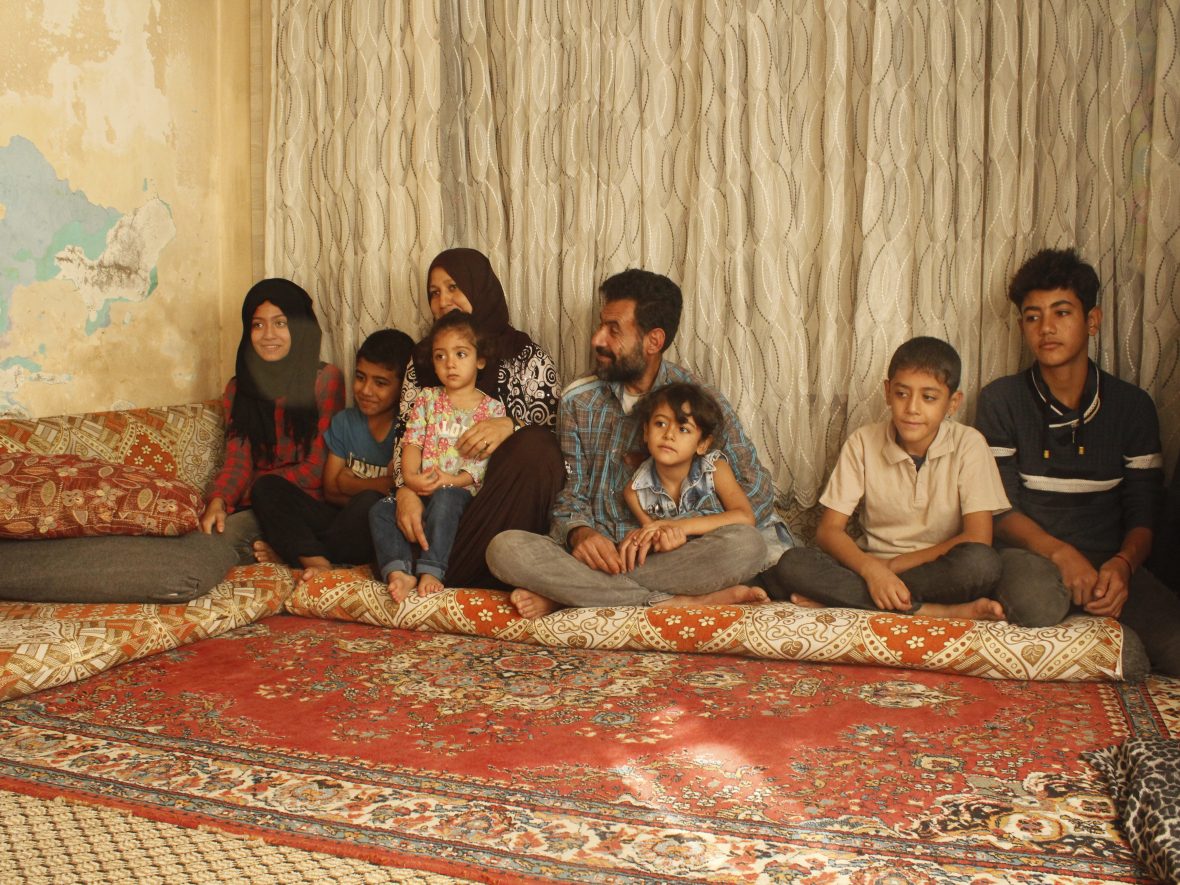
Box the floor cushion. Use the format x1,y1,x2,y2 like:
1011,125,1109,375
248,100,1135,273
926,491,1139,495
0,401,224,492
285,568,1141,682
0,563,292,701
0,453,203,540
0,532,238,604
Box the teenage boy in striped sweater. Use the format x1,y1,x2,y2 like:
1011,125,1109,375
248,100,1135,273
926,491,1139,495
975,248,1180,675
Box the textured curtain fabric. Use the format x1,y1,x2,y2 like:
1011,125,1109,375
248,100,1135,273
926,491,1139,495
264,0,1180,506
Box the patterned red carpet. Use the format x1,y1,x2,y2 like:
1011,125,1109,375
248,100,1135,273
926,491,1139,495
0,615,1173,883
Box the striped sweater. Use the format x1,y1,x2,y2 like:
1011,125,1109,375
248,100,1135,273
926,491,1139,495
975,362,1163,558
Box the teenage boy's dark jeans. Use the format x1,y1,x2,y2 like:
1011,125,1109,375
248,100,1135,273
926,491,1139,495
995,547,1180,676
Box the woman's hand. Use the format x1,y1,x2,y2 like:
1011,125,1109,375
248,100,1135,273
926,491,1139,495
457,416,514,460
199,497,227,534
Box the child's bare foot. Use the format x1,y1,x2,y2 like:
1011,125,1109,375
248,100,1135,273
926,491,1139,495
510,589,562,619
789,593,825,609
252,540,281,564
417,573,445,596
654,584,770,608
294,556,332,587
386,571,418,603
917,598,1006,621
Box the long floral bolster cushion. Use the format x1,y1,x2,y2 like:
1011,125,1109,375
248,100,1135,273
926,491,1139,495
0,564,292,702
286,569,1143,682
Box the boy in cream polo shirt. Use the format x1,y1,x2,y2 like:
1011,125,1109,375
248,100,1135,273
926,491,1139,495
760,337,1010,620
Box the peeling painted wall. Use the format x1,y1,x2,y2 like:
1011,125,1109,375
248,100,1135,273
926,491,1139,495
0,0,252,418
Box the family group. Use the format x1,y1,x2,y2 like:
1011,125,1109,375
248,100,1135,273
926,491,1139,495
199,247,1180,676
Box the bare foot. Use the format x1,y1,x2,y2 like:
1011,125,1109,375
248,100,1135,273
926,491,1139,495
417,573,445,596
386,571,418,603
917,597,1006,622
296,565,329,587
510,589,562,619
252,540,281,564
654,584,771,609
789,593,825,609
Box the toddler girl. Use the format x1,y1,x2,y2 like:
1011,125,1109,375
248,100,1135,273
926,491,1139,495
369,311,505,601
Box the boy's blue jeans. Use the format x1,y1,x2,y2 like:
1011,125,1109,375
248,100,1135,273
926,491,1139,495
369,486,472,582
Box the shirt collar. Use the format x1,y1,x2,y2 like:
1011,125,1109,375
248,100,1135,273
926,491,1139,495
631,451,715,495
631,457,661,492
609,359,672,412
883,419,955,464
1028,360,1101,428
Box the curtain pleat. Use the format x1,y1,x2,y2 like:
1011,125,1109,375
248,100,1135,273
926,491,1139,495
264,0,1180,505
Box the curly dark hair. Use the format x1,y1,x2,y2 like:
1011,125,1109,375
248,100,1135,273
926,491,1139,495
1008,248,1100,312
599,269,683,351
633,382,725,441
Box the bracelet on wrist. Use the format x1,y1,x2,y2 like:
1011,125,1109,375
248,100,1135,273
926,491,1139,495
1113,552,1135,574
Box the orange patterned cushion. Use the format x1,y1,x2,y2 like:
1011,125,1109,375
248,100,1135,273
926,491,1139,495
0,401,224,492
0,563,292,701
286,570,1131,682
0,453,203,540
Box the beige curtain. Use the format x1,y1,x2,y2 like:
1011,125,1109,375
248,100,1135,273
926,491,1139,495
264,0,1180,505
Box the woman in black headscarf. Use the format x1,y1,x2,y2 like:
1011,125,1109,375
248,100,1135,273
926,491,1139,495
391,249,564,589
198,278,345,560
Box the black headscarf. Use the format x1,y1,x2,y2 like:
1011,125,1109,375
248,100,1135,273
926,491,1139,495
228,278,323,464
413,249,533,394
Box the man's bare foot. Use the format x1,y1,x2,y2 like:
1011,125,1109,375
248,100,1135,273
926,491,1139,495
417,573,445,596
789,593,825,609
510,589,562,619
252,540,281,564
917,597,1006,621
387,571,418,603
654,584,771,609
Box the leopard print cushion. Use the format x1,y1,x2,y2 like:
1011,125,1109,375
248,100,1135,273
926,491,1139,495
1085,736,1180,883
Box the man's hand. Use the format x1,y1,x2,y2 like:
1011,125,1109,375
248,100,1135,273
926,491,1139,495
1049,543,1099,605
1086,556,1131,618
199,497,226,534
618,528,649,571
618,521,686,570
395,486,429,550
861,558,912,611
570,526,624,574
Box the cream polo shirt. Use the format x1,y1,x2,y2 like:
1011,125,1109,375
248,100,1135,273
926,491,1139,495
820,419,1010,557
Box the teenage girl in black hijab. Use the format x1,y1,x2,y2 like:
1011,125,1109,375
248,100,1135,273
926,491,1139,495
198,279,344,560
